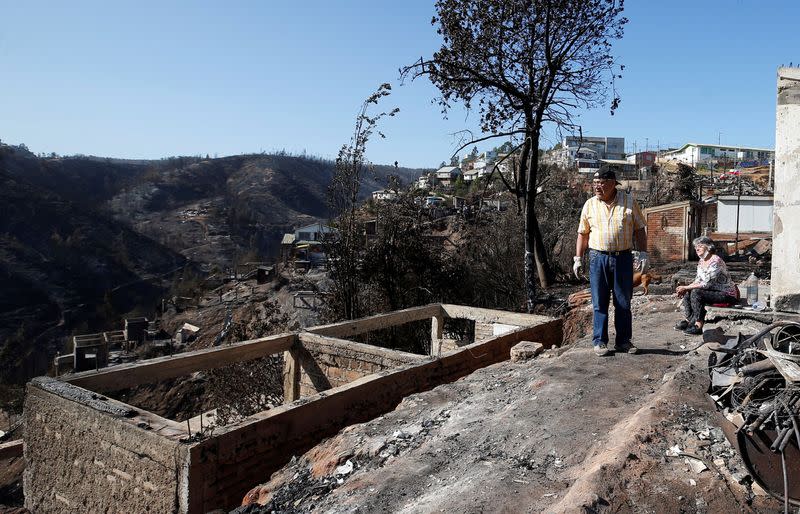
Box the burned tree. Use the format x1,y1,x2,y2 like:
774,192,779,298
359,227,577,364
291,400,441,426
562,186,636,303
326,84,398,321
402,0,626,311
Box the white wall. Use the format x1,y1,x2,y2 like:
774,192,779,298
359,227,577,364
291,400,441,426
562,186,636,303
772,67,800,312
716,197,773,233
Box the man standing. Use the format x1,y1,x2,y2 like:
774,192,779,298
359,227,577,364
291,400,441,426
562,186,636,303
574,168,648,356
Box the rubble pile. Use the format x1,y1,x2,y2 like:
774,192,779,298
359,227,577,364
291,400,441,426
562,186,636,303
707,322,800,508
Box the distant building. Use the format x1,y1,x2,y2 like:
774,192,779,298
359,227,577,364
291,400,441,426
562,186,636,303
481,150,497,162
435,166,461,186
416,172,436,189
294,222,334,242
280,233,296,264
661,143,774,167
463,169,479,182
626,151,657,169
598,159,638,178
548,136,625,169
371,189,398,202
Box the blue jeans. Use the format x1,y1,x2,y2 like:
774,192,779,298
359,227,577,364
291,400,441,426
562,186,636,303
589,249,633,347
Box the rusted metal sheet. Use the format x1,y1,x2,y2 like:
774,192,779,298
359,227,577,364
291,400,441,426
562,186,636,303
715,406,800,506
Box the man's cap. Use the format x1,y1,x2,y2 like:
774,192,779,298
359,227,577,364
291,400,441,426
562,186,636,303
593,168,620,183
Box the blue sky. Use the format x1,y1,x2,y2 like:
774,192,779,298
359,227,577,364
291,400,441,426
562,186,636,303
0,1,797,168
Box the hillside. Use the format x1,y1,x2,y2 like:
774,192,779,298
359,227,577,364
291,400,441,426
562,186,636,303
0,143,424,396
0,168,187,385
105,154,409,265
1,145,424,267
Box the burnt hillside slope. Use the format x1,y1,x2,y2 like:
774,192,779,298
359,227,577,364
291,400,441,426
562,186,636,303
0,168,187,384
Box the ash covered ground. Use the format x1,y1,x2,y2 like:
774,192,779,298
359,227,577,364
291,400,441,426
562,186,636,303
234,294,781,513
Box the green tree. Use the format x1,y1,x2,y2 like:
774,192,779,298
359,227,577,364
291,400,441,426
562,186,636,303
402,0,626,311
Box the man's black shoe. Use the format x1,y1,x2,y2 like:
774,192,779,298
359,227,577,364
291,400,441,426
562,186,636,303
614,342,639,354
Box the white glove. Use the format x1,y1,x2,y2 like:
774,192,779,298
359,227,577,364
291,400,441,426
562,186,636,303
573,256,584,279
638,251,649,272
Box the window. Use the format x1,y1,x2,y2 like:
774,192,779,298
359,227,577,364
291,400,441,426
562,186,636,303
700,147,713,155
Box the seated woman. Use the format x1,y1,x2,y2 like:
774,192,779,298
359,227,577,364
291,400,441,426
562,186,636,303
675,236,738,335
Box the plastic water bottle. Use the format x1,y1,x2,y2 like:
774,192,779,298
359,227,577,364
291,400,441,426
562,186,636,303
746,273,759,305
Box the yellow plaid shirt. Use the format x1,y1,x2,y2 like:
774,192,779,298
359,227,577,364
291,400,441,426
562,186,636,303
578,191,646,251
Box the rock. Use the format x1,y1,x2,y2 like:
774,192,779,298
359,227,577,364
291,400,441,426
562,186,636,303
334,460,354,476
510,341,544,362
241,484,273,506
730,469,751,484
685,457,708,473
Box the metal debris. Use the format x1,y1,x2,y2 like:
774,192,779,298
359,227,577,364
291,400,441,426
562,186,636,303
708,321,800,509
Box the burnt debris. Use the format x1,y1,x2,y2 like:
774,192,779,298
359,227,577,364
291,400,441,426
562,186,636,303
708,321,800,511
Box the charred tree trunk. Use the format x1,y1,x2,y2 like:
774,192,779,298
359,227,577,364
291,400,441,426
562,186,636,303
521,132,551,312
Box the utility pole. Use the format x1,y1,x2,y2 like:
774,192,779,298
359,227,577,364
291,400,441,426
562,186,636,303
645,137,649,152
734,171,742,257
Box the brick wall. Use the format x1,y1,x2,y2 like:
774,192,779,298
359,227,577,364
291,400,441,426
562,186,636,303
25,308,562,514
24,378,187,514
187,318,563,512
294,337,427,397
647,205,688,264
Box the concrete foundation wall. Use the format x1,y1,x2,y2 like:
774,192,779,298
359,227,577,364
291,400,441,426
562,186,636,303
24,377,188,514
475,322,494,341
294,335,427,396
773,67,800,312
187,317,562,512
24,305,562,513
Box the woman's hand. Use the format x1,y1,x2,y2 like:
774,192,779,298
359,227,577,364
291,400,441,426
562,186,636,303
676,285,687,297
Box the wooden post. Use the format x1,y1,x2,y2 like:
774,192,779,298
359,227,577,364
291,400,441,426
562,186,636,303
431,314,444,357
282,349,301,404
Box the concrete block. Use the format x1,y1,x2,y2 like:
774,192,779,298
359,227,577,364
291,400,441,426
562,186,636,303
510,341,544,362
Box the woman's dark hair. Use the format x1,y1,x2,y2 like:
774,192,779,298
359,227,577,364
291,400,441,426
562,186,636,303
692,235,716,254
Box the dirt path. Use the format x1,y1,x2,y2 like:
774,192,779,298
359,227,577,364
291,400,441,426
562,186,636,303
236,295,781,513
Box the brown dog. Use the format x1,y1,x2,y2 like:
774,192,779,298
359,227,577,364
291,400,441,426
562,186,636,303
633,271,661,295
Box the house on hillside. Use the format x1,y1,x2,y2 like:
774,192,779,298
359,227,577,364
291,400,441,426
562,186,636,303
548,135,625,168
280,222,336,268
435,166,461,186
626,151,657,169
294,222,334,242
280,233,296,264
661,143,774,168
575,147,601,174
372,189,398,202
598,159,638,178
416,172,436,189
